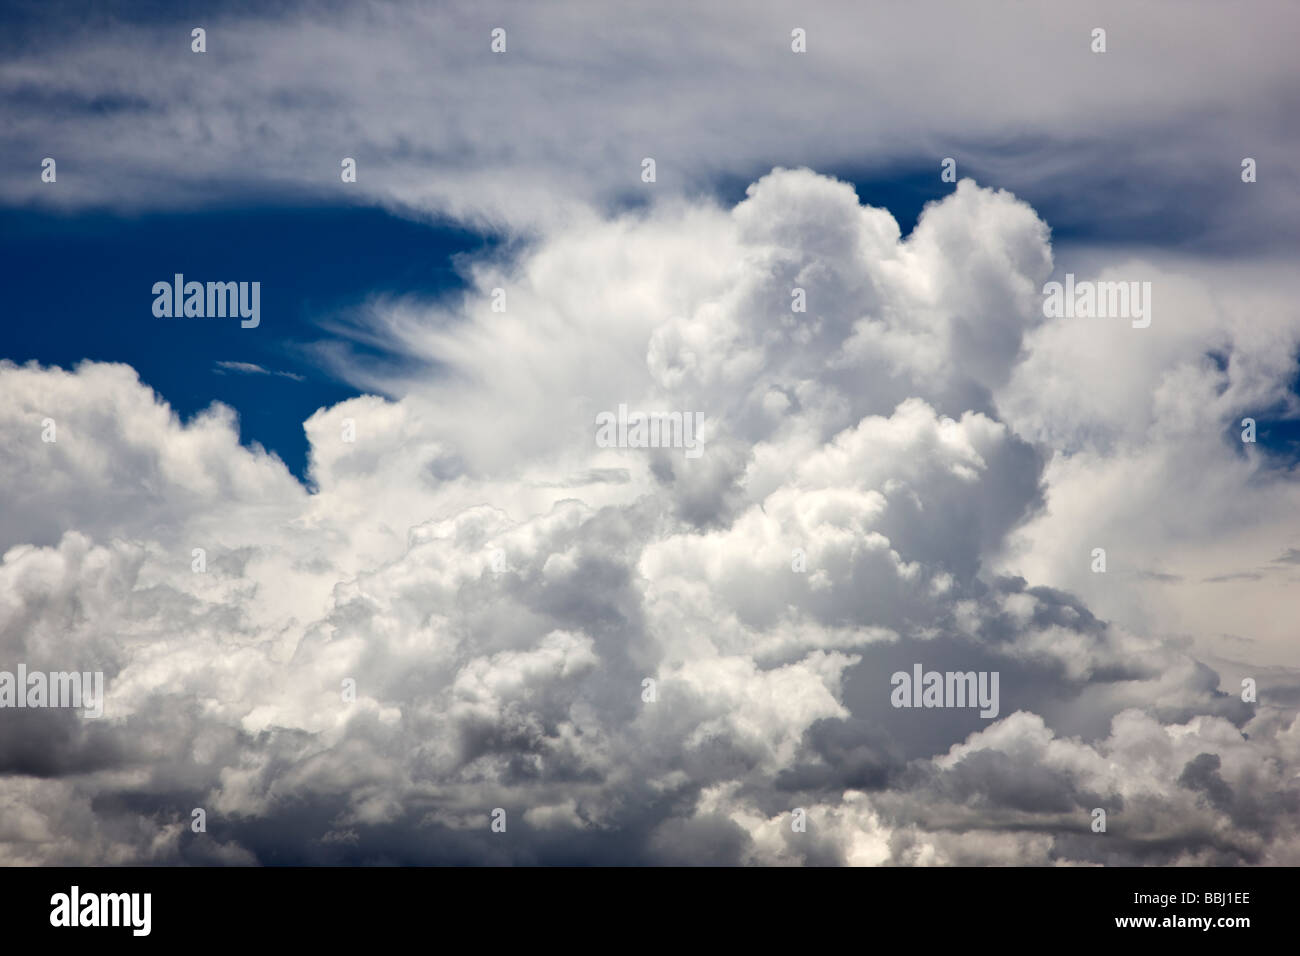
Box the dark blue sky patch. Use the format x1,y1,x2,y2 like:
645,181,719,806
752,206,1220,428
1226,383,1300,472
0,204,498,482
1248,416,1300,469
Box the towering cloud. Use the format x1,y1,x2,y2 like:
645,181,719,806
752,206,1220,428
2,170,1296,864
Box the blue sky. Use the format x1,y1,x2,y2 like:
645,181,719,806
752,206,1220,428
2,205,497,481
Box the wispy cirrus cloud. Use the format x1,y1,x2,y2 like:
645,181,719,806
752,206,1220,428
3,0,1298,248
214,360,305,381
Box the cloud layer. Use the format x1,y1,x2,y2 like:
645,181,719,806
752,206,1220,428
3,169,1297,864
5,0,1298,248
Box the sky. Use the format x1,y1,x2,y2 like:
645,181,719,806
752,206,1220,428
1,0,1298,865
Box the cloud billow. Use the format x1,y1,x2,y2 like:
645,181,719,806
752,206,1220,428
1,170,1297,865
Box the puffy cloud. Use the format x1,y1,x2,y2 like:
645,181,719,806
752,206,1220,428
993,254,1300,672
1,170,1297,865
